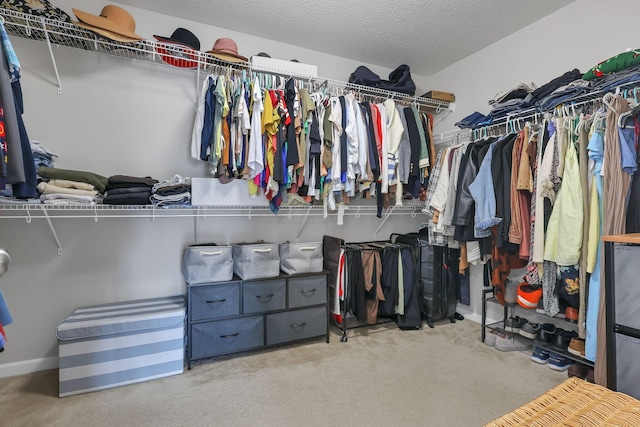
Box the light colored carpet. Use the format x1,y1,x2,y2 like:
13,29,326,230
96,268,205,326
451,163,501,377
0,319,567,427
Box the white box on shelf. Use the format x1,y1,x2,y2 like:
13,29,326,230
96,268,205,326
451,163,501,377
250,55,318,77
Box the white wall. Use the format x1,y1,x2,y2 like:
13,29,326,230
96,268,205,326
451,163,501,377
427,0,640,323
0,0,431,376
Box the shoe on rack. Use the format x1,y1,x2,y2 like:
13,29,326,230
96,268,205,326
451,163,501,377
568,363,590,379
519,322,541,340
505,279,518,306
484,329,501,347
531,346,550,364
505,316,528,333
536,298,546,315
553,329,578,352
537,323,557,343
567,337,586,358
517,283,542,309
495,334,530,352
565,307,579,324
548,352,573,371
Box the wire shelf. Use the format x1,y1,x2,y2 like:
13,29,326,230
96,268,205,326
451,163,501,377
0,203,426,219
0,8,452,111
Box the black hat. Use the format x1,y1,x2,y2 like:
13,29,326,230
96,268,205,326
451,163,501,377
153,27,200,51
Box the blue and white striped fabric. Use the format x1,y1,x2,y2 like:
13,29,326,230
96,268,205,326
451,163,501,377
57,295,185,397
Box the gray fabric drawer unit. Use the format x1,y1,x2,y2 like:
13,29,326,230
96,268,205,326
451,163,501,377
191,316,264,359
187,272,328,368
288,275,327,308
242,279,286,314
190,283,240,321
266,306,327,346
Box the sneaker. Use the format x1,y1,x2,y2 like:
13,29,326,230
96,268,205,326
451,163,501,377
548,352,573,371
495,334,530,352
567,337,586,357
531,346,550,364
505,279,518,306
536,298,546,315
568,363,589,379
505,316,528,333
519,322,541,339
484,329,501,347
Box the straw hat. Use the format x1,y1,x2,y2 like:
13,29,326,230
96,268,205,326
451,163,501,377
72,5,143,43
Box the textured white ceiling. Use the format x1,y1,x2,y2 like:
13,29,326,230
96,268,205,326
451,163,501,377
113,0,573,76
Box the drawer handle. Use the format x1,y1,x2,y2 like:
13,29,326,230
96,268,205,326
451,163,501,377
220,333,240,338
256,294,274,300
200,250,222,256
300,289,317,295
252,248,272,253
299,246,316,251
206,299,226,304
290,322,307,328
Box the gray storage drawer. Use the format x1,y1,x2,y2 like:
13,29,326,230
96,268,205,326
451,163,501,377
613,245,640,330
191,316,264,359
266,307,327,346
288,275,327,309
190,283,240,321
242,279,286,314
615,332,640,399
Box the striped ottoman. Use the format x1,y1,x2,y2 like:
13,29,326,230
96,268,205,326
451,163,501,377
56,295,185,397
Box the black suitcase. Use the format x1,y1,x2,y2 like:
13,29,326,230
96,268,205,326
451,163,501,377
392,232,457,328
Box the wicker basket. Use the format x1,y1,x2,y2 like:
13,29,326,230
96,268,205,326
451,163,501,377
485,378,640,426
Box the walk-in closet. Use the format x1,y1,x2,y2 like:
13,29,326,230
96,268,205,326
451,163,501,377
2,1,640,426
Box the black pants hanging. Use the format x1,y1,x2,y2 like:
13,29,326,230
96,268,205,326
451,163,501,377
379,248,399,316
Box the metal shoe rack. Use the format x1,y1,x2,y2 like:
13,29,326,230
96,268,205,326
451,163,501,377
481,287,593,368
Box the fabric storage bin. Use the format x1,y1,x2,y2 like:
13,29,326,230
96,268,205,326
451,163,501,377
56,295,186,397
232,242,280,280
182,244,233,284
279,242,323,275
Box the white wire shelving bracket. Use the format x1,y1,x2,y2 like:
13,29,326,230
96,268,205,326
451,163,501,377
0,8,453,111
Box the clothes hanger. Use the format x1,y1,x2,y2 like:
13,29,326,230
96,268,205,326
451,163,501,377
603,92,616,110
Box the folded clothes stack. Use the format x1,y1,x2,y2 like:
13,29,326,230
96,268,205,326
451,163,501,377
150,174,191,208
103,174,159,205
36,166,107,205
30,141,58,171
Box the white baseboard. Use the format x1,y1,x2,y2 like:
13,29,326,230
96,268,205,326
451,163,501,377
455,308,501,326
0,357,58,378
